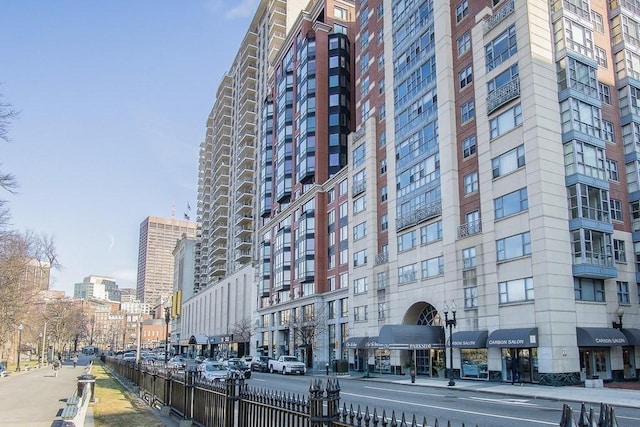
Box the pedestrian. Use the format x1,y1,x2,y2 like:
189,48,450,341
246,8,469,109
72,353,78,368
510,356,520,385
53,358,61,377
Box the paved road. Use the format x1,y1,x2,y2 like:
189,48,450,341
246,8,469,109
0,360,85,426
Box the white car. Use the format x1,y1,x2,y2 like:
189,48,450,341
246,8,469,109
199,362,229,382
122,352,137,361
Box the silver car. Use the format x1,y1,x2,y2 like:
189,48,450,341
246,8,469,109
199,362,229,382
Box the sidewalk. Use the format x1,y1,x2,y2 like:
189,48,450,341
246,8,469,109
0,361,82,426
335,373,640,409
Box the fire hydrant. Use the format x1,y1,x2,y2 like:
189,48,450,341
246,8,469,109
325,363,329,375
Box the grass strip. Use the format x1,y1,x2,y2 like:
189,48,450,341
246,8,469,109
91,362,166,427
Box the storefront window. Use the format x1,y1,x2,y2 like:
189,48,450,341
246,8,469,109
460,349,488,379
374,349,391,373
501,348,539,383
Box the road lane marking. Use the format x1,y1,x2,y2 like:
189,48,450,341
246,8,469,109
363,385,445,398
464,396,539,407
341,392,557,425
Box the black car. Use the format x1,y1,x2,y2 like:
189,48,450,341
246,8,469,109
249,356,271,372
226,358,251,379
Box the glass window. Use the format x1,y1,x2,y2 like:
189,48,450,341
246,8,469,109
617,281,630,304
421,256,444,278
420,220,442,244
457,32,471,56
462,247,476,269
353,222,367,240
461,100,475,123
486,25,517,71
499,277,534,304
353,249,367,267
397,230,417,252
462,135,476,158
353,277,368,294
494,187,528,219
456,0,469,22
398,264,417,284
606,159,618,181
490,104,522,139
574,278,605,301
613,239,626,262
463,172,478,194
610,198,623,221
492,144,525,178
459,66,473,89
496,232,531,261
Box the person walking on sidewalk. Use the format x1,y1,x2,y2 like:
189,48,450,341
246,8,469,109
510,356,520,385
52,359,60,377
72,353,78,368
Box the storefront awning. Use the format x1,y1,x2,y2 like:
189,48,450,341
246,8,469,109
451,330,488,348
188,334,209,345
343,337,368,349
378,325,445,350
621,328,640,345
487,327,538,348
576,327,628,347
209,335,221,345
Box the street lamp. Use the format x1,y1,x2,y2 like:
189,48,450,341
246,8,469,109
612,306,624,330
443,301,457,387
16,324,24,372
164,307,171,366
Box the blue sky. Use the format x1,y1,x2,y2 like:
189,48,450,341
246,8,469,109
1,0,258,295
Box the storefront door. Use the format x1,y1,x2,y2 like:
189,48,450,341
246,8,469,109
501,348,538,383
623,347,636,379
580,348,609,380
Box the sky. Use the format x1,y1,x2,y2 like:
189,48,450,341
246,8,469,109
0,0,258,296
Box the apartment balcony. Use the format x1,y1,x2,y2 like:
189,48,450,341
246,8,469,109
352,179,366,197
573,257,617,279
458,219,482,239
210,262,227,278
238,141,254,160
212,191,229,208
487,78,520,114
375,252,389,266
212,202,228,218
212,233,227,245
236,202,252,216
396,201,442,231
235,238,252,250
212,219,229,232
235,226,252,238
211,244,226,256
235,188,253,205
235,249,252,263
483,0,515,34
235,213,252,227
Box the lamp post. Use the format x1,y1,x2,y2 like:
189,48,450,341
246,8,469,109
612,306,624,329
16,324,24,372
41,321,47,365
164,307,171,366
443,301,457,387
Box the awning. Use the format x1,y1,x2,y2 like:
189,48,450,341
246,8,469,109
188,334,209,345
576,327,628,347
378,325,445,350
365,337,381,349
487,327,538,348
621,328,640,345
343,336,368,349
451,330,488,348
209,335,221,345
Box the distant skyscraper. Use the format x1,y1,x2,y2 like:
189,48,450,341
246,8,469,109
74,275,117,300
136,216,197,303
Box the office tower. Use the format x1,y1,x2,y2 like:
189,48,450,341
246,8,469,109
342,0,640,386
254,0,356,366
136,216,196,303
73,275,117,300
195,0,308,292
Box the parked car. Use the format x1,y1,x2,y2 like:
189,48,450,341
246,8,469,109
199,361,229,382
167,356,187,369
122,352,137,362
248,356,271,372
224,358,251,379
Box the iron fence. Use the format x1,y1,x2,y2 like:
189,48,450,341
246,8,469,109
105,358,618,427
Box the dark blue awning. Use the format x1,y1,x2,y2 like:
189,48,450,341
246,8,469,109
379,325,445,350
487,328,538,348
577,327,627,347
451,330,488,348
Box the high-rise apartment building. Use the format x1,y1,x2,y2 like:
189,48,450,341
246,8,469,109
254,0,357,366
74,275,117,300
340,0,640,386
137,216,196,303
195,0,309,293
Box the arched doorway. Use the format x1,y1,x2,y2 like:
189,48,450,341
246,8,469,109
404,303,445,377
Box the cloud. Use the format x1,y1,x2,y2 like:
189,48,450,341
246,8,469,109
205,0,259,19
225,0,260,18
108,233,115,252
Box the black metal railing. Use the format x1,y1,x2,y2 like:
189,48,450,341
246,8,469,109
104,358,618,427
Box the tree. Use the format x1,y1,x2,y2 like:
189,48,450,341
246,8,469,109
231,317,253,357
286,304,329,367
0,90,18,195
